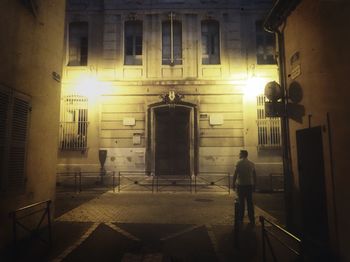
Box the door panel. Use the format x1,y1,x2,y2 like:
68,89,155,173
155,106,190,176
296,126,329,251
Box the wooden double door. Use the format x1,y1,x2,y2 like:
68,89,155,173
154,106,190,176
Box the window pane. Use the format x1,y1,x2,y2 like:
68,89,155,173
201,20,220,64
125,36,134,55
162,21,182,65
256,20,276,65
173,21,182,64
162,21,171,63
135,36,142,55
68,22,88,66
124,21,143,65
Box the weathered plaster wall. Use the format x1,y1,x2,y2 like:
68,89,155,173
282,0,350,260
0,0,66,247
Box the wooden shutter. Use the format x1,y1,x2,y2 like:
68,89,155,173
7,92,31,192
0,86,10,190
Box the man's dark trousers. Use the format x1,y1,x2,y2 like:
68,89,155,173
237,185,255,223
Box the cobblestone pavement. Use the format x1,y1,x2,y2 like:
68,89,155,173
4,191,289,262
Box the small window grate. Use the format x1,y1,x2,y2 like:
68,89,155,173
59,94,88,151
256,95,281,148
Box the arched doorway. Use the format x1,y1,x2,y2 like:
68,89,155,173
147,101,197,177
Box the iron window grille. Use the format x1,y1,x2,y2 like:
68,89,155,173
256,95,281,149
59,95,88,151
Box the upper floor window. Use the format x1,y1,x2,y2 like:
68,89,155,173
0,85,31,193
162,13,182,65
124,20,143,65
201,20,220,65
59,95,88,151
256,21,276,65
256,95,281,149
68,22,88,66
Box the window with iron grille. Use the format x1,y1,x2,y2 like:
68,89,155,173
59,95,88,151
256,95,281,148
124,20,143,65
0,85,31,193
256,21,276,65
162,14,182,65
201,20,220,65
68,22,88,66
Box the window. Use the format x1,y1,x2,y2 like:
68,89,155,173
256,21,276,65
256,95,281,148
68,22,88,66
0,85,30,192
59,95,88,151
124,20,143,65
201,20,220,64
162,14,182,65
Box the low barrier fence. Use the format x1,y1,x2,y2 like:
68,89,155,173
260,216,302,262
118,171,154,192
57,171,233,193
194,172,231,194
9,200,52,251
56,171,116,192
156,175,193,192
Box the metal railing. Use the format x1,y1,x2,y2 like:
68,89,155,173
56,171,116,192
156,175,193,192
260,216,302,262
118,171,154,192
57,171,232,194
194,172,231,194
9,200,52,250
233,199,240,248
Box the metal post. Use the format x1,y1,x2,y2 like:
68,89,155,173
194,175,197,193
79,171,82,192
118,171,121,192
47,201,52,247
11,212,17,250
113,171,115,193
228,173,231,194
260,216,267,262
190,175,192,193
152,173,154,193
233,199,240,248
74,172,77,193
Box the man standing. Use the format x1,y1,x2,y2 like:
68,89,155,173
233,150,257,225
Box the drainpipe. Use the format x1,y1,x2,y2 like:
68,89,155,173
263,0,300,232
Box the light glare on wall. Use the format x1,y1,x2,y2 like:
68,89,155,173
244,77,268,99
74,75,113,99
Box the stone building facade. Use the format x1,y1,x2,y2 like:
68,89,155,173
58,0,282,189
